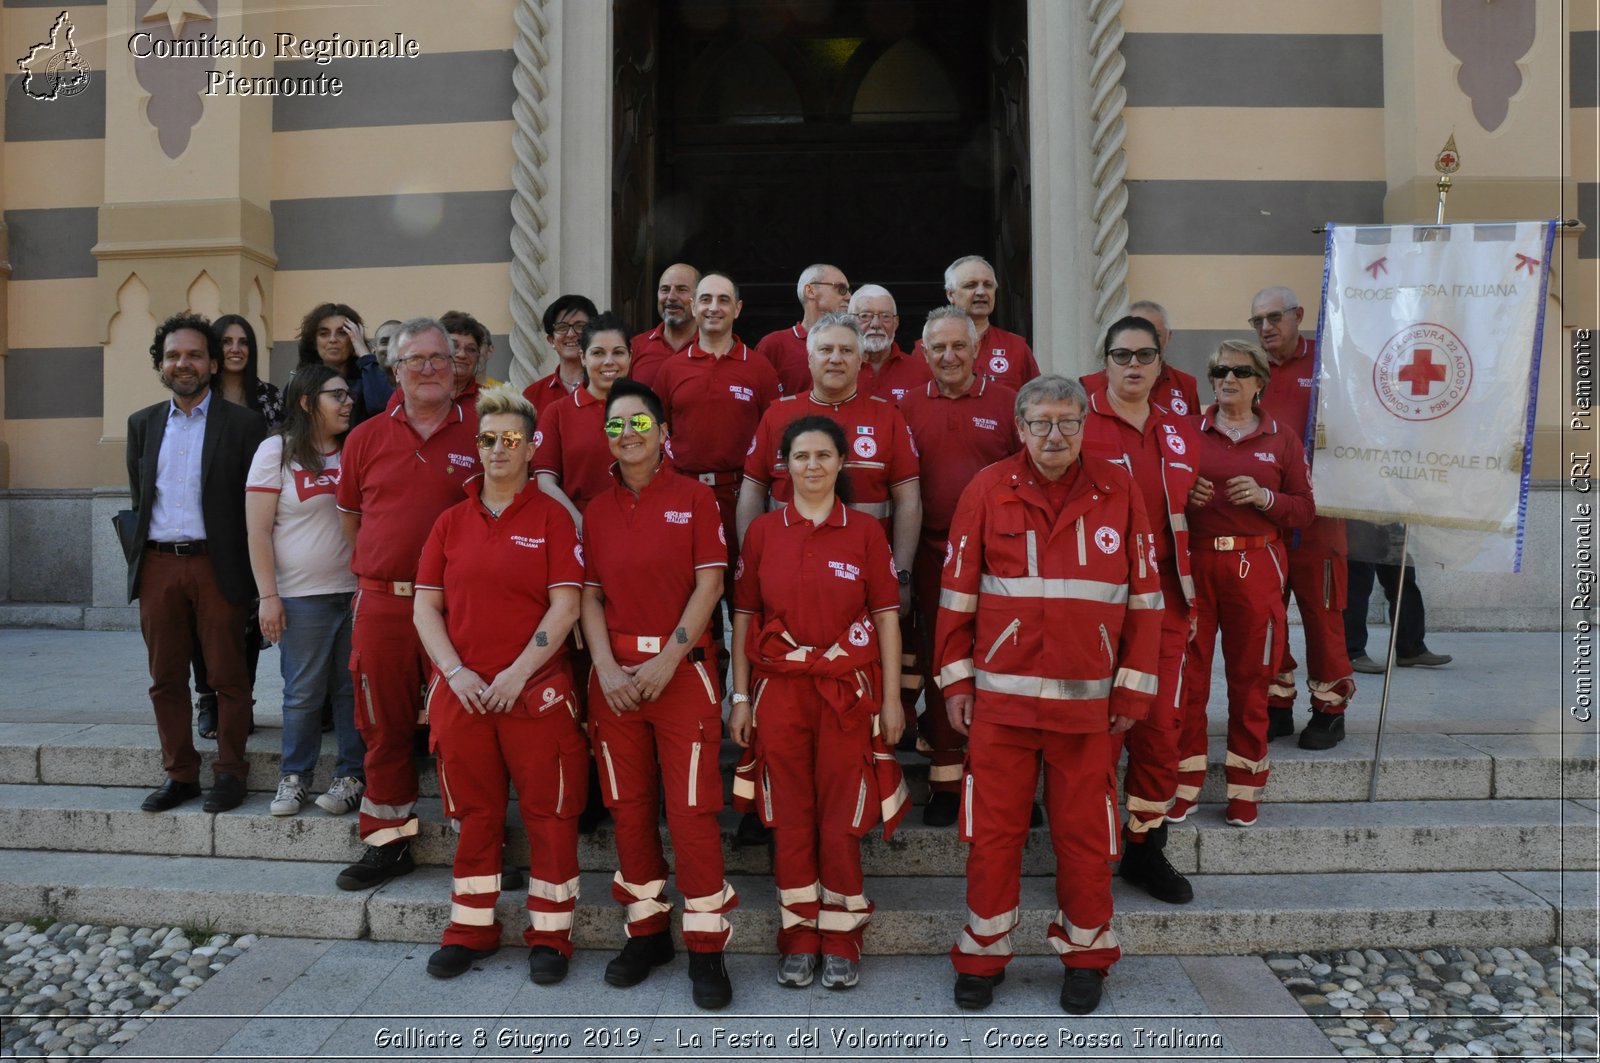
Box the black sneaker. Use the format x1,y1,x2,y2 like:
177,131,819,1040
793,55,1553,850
335,839,415,891
501,861,526,892
527,945,569,985
734,811,771,847
1118,842,1194,904
953,969,1004,1010
426,943,498,979
1060,968,1104,1014
923,791,959,827
688,951,733,1009
1266,707,1296,740
1297,710,1346,750
604,931,675,987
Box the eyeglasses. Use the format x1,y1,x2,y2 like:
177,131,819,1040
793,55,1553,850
1107,347,1160,366
319,388,353,404
1247,308,1297,330
1022,417,1084,438
1209,365,1259,380
603,413,657,438
396,354,451,372
854,311,895,324
475,430,525,450
810,281,850,297
549,321,587,337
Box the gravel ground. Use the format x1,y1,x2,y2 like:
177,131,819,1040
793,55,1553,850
0,920,257,1060
1267,945,1599,1059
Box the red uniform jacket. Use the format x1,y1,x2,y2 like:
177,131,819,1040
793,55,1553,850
1081,364,1200,417
935,451,1163,733
1260,335,1344,554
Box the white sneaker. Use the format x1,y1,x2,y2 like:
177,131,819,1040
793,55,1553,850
270,774,306,816
315,776,364,815
821,954,859,990
776,952,816,988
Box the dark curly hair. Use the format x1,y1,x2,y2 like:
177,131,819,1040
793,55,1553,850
778,414,853,505
295,302,364,368
149,312,221,371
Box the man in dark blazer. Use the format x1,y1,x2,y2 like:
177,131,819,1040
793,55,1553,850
125,312,268,814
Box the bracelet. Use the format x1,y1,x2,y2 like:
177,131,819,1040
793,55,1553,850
444,664,464,680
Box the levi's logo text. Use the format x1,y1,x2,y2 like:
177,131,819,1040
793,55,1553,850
664,510,692,525
293,468,340,501
729,385,754,402
510,536,545,550
829,560,860,581
448,452,475,468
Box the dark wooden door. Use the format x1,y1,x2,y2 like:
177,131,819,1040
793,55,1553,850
618,0,1029,349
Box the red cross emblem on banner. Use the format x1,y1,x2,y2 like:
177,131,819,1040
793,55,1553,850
1396,347,1448,397
1514,253,1540,275
1364,257,1388,279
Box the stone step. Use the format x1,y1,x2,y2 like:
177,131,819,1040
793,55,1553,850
0,784,1589,879
0,849,1583,956
0,722,1592,803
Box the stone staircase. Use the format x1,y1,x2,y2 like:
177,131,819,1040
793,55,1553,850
0,720,1593,955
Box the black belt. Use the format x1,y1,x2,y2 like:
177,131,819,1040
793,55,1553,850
147,540,208,556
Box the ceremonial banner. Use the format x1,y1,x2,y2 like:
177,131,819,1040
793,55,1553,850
1312,220,1556,569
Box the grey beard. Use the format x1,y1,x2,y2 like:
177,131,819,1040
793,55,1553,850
862,335,890,356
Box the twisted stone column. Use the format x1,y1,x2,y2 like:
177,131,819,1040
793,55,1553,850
510,0,553,389
1087,0,1130,336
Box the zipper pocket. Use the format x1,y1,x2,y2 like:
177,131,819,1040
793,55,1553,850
983,618,1022,664
556,755,566,815
1105,794,1119,858
1076,517,1087,565
437,758,455,815
955,534,967,579
361,673,376,726
963,773,975,838
688,738,702,808
1099,624,1114,669
600,740,620,801
1263,619,1275,668
852,777,868,830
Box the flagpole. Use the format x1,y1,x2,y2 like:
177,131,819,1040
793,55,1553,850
1366,148,1454,803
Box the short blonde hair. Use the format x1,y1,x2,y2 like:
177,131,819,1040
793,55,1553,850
474,383,537,436
1207,339,1272,388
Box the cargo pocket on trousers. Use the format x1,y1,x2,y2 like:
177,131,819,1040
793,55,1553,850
553,727,590,820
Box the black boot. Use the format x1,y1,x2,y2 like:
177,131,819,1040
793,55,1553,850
1117,823,1193,904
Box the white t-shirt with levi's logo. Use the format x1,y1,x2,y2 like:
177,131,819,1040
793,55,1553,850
246,434,357,598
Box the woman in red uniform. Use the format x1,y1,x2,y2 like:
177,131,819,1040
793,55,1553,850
412,385,587,983
1079,315,1198,903
729,416,909,991
1176,340,1314,828
534,311,634,528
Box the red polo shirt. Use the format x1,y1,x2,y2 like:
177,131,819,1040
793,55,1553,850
859,344,931,404
898,378,1020,535
336,401,481,582
1081,364,1201,417
584,459,727,641
733,500,899,647
1261,335,1317,446
416,477,582,684
913,323,1039,391
629,323,693,390
1187,407,1316,541
531,387,612,513
755,322,812,397
655,339,780,477
523,370,581,416
743,391,919,530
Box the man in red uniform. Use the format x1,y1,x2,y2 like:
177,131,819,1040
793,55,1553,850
334,318,482,889
1250,285,1355,749
655,272,781,560
848,284,930,403
936,374,1161,1015
630,263,699,389
522,295,598,415
912,256,1039,391
1080,300,1200,416
755,263,850,397
899,307,1020,825
581,379,737,1009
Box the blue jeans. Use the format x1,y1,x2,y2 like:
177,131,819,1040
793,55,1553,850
278,593,364,780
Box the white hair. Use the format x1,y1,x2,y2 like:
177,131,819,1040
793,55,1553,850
391,316,450,366
1251,285,1299,311
848,284,896,315
1129,299,1172,330
944,254,995,294
804,311,861,355
797,263,839,305
922,305,977,346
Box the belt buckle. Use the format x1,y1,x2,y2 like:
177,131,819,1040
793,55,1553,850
637,635,661,653
697,472,717,486
1215,536,1235,551
393,582,414,598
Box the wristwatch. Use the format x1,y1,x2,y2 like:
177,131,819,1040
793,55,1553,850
895,568,912,586
731,692,751,705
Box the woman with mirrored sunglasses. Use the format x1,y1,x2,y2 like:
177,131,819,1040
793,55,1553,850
1176,340,1315,829
1078,316,1200,904
412,385,587,985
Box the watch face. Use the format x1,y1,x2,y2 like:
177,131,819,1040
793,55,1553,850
896,569,912,585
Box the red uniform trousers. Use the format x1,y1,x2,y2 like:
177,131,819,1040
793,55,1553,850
913,532,963,794
349,585,431,846
954,720,1120,976
431,676,587,954
1269,530,1356,715
1176,544,1288,810
1110,566,1190,842
749,674,884,961
590,654,737,952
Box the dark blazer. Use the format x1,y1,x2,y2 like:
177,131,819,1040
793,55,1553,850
125,391,269,604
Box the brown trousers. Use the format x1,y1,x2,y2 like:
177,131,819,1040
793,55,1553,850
138,549,250,783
